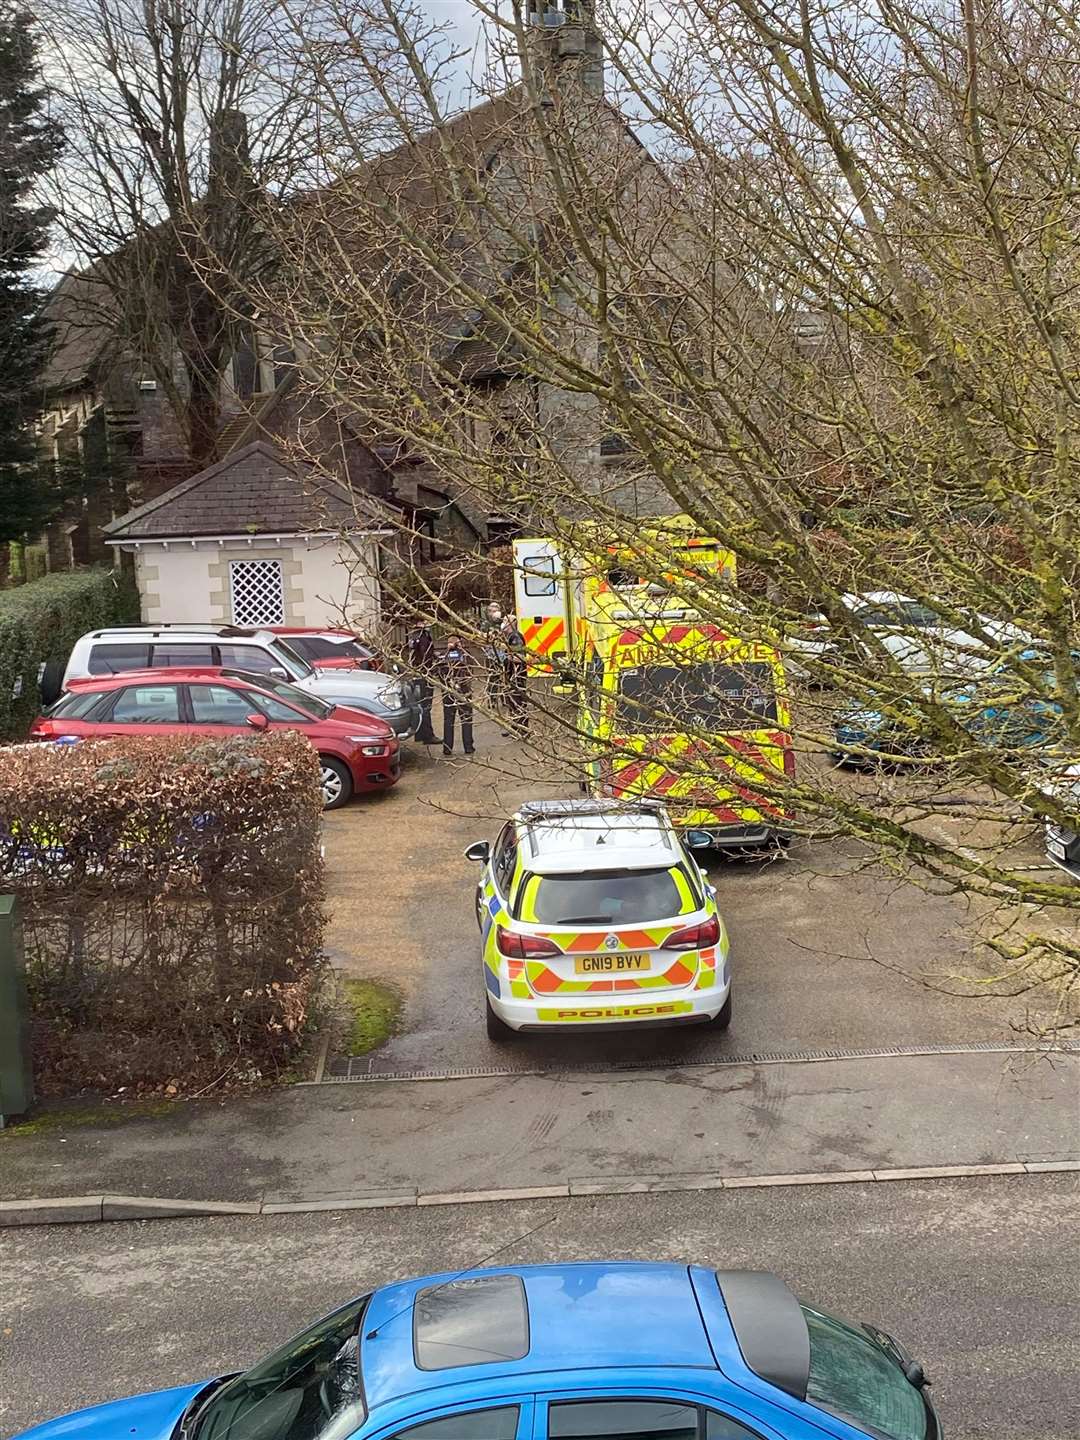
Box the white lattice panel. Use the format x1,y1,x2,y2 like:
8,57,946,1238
230,559,285,626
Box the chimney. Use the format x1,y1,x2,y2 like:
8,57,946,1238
526,0,604,98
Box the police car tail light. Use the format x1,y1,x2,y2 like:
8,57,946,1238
782,746,796,779
662,914,720,950
496,926,561,959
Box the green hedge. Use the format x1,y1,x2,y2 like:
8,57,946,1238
0,568,140,740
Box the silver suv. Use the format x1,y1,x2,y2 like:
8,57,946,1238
62,625,419,737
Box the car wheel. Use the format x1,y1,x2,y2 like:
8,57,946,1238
708,991,733,1031
39,659,65,708
318,756,353,810
485,995,516,1043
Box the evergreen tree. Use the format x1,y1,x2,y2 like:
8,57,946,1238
0,7,63,545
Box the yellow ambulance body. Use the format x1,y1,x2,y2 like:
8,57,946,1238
577,589,795,850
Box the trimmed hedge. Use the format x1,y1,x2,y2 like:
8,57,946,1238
0,568,140,740
1,731,326,1094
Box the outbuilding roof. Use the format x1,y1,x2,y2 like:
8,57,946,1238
103,440,393,542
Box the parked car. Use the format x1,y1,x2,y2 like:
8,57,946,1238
62,625,419,738
1043,763,1080,877
790,591,1032,677
30,668,400,809
465,798,729,1040
13,1261,942,1440
269,625,388,673
831,652,1075,766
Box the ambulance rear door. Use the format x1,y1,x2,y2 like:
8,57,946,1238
512,539,570,673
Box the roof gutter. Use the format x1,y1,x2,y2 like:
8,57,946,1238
106,529,395,549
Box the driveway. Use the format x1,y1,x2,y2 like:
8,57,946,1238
321,711,1064,1075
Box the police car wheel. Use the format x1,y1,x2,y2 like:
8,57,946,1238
707,992,732,1031
485,997,516,1043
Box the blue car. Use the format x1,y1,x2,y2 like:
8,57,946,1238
832,652,1073,766
17,1262,939,1440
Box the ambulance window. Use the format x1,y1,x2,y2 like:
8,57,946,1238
617,662,777,730
523,556,557,597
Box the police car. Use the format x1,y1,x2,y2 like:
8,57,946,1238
15,1262,941,1440
465,799,730,1040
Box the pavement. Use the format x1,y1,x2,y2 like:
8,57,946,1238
1,1049,1076,1211
2,1173,1078,1437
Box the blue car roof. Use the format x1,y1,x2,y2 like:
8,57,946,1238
360,1262,721,1410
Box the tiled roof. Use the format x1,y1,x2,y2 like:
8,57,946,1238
104,441,391,541
40,267,118,392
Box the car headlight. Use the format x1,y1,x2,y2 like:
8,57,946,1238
353,740,389,755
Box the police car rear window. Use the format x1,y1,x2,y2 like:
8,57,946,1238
413,1274,529,1370
528,869,684,925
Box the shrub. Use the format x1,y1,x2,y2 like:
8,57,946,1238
0,567,140,740
0,731,326,1094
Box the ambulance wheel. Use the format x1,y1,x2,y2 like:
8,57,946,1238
708,992,732,1031
486,996,516,1043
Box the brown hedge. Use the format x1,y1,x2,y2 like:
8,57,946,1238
0,731,326,1094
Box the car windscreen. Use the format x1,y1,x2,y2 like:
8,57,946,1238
191,1294,369,1440
270,637,314,678
222,671,332,720
525,868,684,925
802,1305,928,1440
615,661,777,733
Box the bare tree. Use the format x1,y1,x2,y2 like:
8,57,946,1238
225,0,1077,1019
38,0,328,465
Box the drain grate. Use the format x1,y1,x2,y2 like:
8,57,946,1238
316,1038,1077,1084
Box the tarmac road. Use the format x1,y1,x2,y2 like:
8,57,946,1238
2,1174,1077,1439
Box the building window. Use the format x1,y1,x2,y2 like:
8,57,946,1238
230,559,285,626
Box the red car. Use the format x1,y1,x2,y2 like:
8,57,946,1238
268,626,385,672
30,668,400,809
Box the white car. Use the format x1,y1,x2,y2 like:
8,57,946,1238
61,625,419,737
1042,764,1080,878
465,798,731,1040
788,591,1032,677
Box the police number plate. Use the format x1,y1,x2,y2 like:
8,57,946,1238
1047,838,1068,861
575,954,649,974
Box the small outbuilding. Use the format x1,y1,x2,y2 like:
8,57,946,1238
104,440,393,630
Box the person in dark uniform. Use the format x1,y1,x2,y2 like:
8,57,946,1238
406,623,439,744
501,615,530,737
438,634,475,756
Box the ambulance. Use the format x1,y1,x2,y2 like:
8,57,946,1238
579,591,795,849
511,517,736,676
512,523,795,849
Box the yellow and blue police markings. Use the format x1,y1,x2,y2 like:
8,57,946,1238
480,854,728,1020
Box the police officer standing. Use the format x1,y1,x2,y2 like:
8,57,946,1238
406,623,439,745
438,634,475,756
500,614,530,737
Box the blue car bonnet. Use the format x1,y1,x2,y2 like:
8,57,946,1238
14,1382,204,1440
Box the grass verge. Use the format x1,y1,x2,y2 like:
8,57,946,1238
341,978,402,1055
